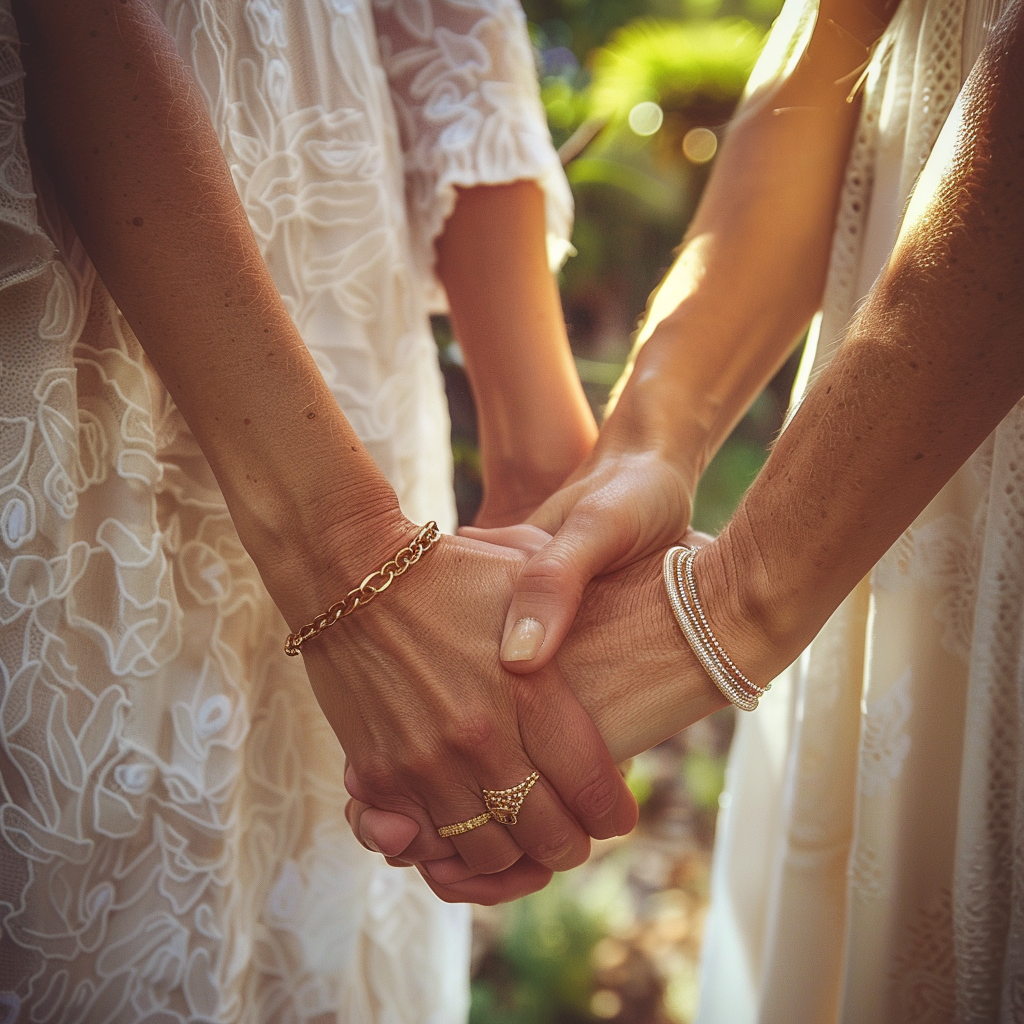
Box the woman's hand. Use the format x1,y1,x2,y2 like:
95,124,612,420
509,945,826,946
455,0,906,675
297,527,638,893
472,445,596,531
345,528,730,903
462,371,700,672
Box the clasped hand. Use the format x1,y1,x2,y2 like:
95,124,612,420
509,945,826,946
330,523,726,904
297,525,672,905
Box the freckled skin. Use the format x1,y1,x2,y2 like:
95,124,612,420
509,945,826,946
492,0,1024,701
705,0,1024,675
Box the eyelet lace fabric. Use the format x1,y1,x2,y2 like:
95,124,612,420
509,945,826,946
0,1,571,1020
697,0,1024,1021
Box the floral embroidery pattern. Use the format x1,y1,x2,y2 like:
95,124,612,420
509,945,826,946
872,511,983,661
0,0,574,1015
860,669,913,798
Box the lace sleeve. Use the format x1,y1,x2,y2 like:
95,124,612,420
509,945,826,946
372,0,573,311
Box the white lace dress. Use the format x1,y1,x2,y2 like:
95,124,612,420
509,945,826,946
697,0,1024,1020
0,1,570,1021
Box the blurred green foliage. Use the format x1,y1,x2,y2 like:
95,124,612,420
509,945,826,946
544,8,770,340
587,18,762,123
682,751,727,812
471,874,607,1024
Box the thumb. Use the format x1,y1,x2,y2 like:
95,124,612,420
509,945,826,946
458,522,552,556
345,762,421,857
497,505,632,673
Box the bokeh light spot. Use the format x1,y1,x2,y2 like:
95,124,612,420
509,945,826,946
591,989,623,1018
682,126,718,163
628,101,664,136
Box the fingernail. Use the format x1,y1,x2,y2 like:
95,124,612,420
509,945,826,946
362,836,382,854
501,618,545,662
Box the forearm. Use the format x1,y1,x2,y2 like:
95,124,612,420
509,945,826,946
606,0,894,486
16,0,407,613
710,5,1024,676
437,182,596,519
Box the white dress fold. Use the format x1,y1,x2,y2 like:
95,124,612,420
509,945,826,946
697,0,1024,1020
0,1,570,1020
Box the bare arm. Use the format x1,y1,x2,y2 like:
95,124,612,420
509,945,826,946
612,0,892,480
15,0,404,607
15,0,638,899
705,0,1024,678
438,182,597,526
469,0,902,666
572,0,1024,750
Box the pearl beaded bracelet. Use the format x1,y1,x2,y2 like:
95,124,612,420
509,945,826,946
662,546,768,711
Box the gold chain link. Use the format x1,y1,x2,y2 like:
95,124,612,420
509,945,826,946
284,521,441,656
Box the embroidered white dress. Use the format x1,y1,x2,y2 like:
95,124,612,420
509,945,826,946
0,1,570,1021
697,0,1024,1020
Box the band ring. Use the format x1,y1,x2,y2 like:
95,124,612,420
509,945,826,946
436,771,542,838
437,812,492,838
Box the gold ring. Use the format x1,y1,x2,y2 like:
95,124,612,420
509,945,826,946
436,771,542,837
483,771,540,826
437,812,491,838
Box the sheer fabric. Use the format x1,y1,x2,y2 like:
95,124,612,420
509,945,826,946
0,1,571,1020
697,0,1024,1020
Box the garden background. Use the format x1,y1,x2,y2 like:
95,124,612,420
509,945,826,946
436,0,796,1018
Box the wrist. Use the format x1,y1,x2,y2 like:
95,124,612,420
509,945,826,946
270,500,417,634
476,405,596,524
692,508,807,687
559,553,728,763
603,343,710,497
213,408,414,626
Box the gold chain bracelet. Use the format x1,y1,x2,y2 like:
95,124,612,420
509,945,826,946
284,521,441,657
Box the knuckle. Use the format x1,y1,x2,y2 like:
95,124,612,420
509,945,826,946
355,755,399,797
529,827,587,870
574,770,620,822
574,494,612,522
396,742,442,781
508,674,543,717
520,551,586,597
444,709,497,759
465,846,520,876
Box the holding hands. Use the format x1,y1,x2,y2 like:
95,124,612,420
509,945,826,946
303,523,652,905
342,521,729,904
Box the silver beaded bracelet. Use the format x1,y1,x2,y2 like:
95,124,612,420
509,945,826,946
662,546,768,712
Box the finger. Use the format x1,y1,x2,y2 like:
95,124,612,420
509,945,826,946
498,506,634,673
358,807,420,857
438,774,589,872
517,665,639,840
345,796,421,856
458,523,553,556
347,765,460,863
421,854,480,885
418,856,554,906
351,756,594,873
344,762,372,802
496,772,591,872
429,783,527,877
354,766,590,874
